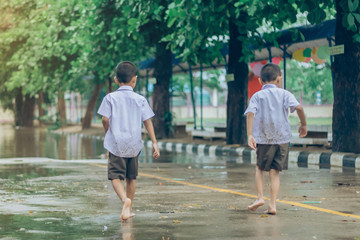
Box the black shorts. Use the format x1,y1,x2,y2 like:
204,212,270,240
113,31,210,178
108,152,139,180
256,143,290,171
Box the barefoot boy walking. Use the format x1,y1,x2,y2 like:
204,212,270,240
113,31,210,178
98,61,160,221
244,63,307,215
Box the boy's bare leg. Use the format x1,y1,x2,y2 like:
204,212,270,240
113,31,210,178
111,179,132,221
268,169,280,215
126,178,136,217
248,166,265,211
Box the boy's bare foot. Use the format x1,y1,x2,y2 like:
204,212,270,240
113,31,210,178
247,199,265,211
265,206,277,215
121,198,132,222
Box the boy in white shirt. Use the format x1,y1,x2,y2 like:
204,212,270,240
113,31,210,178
244,63,307,215
98,61,160,221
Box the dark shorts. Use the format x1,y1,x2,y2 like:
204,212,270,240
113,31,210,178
256,143,290,171
108,152,139,180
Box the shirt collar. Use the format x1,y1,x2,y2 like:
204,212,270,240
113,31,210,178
117,86,134,91
261,84,277,90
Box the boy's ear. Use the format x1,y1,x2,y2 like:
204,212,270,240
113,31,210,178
131,75,137,83
258,78,264,85
275,75,283,88
114,76,120,84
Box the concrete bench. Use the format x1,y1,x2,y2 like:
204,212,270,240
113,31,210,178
204,123,227,132
291,133,331,147
291,125,331,138
290,125,332,147
190,130,226,141
173,121,192,136
142,122,192,137
173,122,186,135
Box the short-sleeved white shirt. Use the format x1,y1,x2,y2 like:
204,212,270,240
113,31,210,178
97,86,155,157
244,84,300,144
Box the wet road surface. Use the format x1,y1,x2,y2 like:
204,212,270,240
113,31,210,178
0,125,360,239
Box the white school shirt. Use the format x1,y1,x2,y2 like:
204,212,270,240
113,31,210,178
244,84,300,144
97,86,155,157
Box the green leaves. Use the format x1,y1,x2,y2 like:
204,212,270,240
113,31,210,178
348,13,355,26
339,0,360,36
0,0,340,112
307,8,327,24
348,0,359,12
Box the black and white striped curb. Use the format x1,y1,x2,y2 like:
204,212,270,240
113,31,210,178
145,140,360,170
51,132,360,170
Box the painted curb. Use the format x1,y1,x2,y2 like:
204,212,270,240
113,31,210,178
144,140,360,171
51,132,360,171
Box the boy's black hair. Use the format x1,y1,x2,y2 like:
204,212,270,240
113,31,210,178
260,63,281,82
115,61,137,83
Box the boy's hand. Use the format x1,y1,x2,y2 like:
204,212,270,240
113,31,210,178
152,143,160,159
298,125,307,138
248,135,257,151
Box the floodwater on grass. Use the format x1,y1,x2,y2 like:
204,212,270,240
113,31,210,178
0,124,105,160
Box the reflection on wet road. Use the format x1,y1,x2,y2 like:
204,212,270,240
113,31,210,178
1,125,360,239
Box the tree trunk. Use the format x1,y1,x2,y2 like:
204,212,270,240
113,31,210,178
152,41,172,139
108,75,112,93
38,91,45,127
22,94,35,127
82,83,104,129
15,88,23,127
57,90,67,127
332,0,360,153
226,18,248,145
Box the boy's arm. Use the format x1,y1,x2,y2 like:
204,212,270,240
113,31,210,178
143,118,160,159
102,116,109,133
295,105,307,138
246,112,257,150
101,116,110,157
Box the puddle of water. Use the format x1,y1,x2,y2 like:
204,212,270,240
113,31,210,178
144,147,234,168
0,164,68,180
0,212,119,239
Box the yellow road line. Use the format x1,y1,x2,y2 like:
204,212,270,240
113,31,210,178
88,163,360,219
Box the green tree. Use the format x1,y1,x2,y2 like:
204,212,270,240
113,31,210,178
275,0,360,153
240,0,360,153
0,0,37,126
126,0,175,138
1,0,83,127
164,1,249,144
163,0,336,145
332,0,360,153
76,0,148,129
